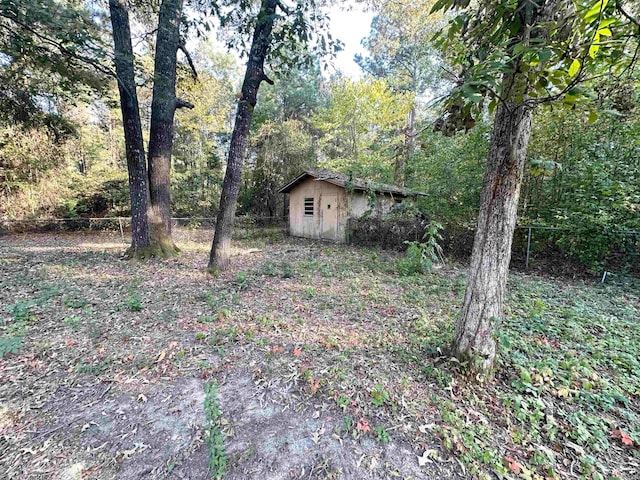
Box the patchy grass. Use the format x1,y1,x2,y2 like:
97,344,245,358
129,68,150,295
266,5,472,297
0,229,638,479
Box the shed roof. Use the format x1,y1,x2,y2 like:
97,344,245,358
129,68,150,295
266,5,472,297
277,168,426,198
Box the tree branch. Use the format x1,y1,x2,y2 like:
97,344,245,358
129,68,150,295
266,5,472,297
275,0,293,15
175,97,195,109
261,72,275,85
0,14,113,76
616,1,640,29
178,42,198,82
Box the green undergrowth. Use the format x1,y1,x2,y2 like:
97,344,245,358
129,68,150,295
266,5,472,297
204,381,227,480
412,275,640,479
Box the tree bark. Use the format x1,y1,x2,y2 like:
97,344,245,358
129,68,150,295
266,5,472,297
453,94,533,379
208,0,277,272
395,106,415,186
147,0,185,256
108,0,151,257
451,0,554,380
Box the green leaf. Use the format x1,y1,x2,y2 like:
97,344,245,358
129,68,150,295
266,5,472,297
538,49,552,63
598,18,616,28
513,43,525,55
430,0,452,14
585,0,609,22
588,111,598,124
568,59,581,77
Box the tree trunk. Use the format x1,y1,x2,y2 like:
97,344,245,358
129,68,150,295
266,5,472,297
453,96,533,379
208,0,277,272
108,0,151,257
147,0,185,256
395,106,415,186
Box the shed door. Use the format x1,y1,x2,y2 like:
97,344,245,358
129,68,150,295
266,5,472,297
320,194,338,240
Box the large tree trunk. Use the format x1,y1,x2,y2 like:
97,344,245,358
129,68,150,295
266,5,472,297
453,96,533,378
451,0,552,380
108,0,151,257
208,0,277,272
147,0,186,256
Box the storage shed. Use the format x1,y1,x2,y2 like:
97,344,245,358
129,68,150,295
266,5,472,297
278,168,424,243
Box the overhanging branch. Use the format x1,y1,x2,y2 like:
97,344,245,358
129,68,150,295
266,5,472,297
175,97,195,109
178,42,198,82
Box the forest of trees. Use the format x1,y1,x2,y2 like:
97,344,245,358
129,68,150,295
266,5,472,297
1,0,639,375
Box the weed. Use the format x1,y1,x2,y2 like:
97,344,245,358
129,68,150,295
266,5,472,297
0,336,23,358
7,300,35,323
37,284,61,302
280,262,294,278
397,222,445,275
374,425,391,444
76,358,112,375
205,291,229,310
125,288,143,312
370,384,391,407
63,292,88,309
335,394,350,410
338,415,355,437
259,261,278,277
234,271,249,290
132,356,153,370
204,381,227,479
86,321,104,343
209,327,239,346
63,316,81,331
118,330,133,342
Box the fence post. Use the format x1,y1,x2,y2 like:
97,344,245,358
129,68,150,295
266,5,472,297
118,217,125,245
525,227,532,270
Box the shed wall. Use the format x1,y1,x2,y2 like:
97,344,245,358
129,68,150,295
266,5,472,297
288,179,403,242
289,178,347,242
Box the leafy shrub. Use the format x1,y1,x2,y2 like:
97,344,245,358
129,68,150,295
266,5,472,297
397,222,444,275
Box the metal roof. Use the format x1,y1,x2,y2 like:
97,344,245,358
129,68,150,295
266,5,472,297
277,168,426,198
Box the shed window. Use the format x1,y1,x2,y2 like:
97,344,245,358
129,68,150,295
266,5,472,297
304,197,314,216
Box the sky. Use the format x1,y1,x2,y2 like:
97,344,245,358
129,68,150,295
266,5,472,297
326,5,375,78
183,2,375,80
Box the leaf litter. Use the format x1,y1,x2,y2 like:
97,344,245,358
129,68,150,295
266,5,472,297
0,228,638,479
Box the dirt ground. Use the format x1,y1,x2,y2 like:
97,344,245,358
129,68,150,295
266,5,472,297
0,229,466,480
2,229,639,480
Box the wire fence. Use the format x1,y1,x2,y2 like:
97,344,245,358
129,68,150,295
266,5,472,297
515,225,640,269
0,216,286,244
2,216,638,277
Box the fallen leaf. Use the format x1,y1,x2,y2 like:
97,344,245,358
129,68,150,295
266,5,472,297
309,377,320,394
612,429,634,446
155,350,166,364
503,456,522,474
356,418,370,432
293,347,302,357
417,450,437,467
